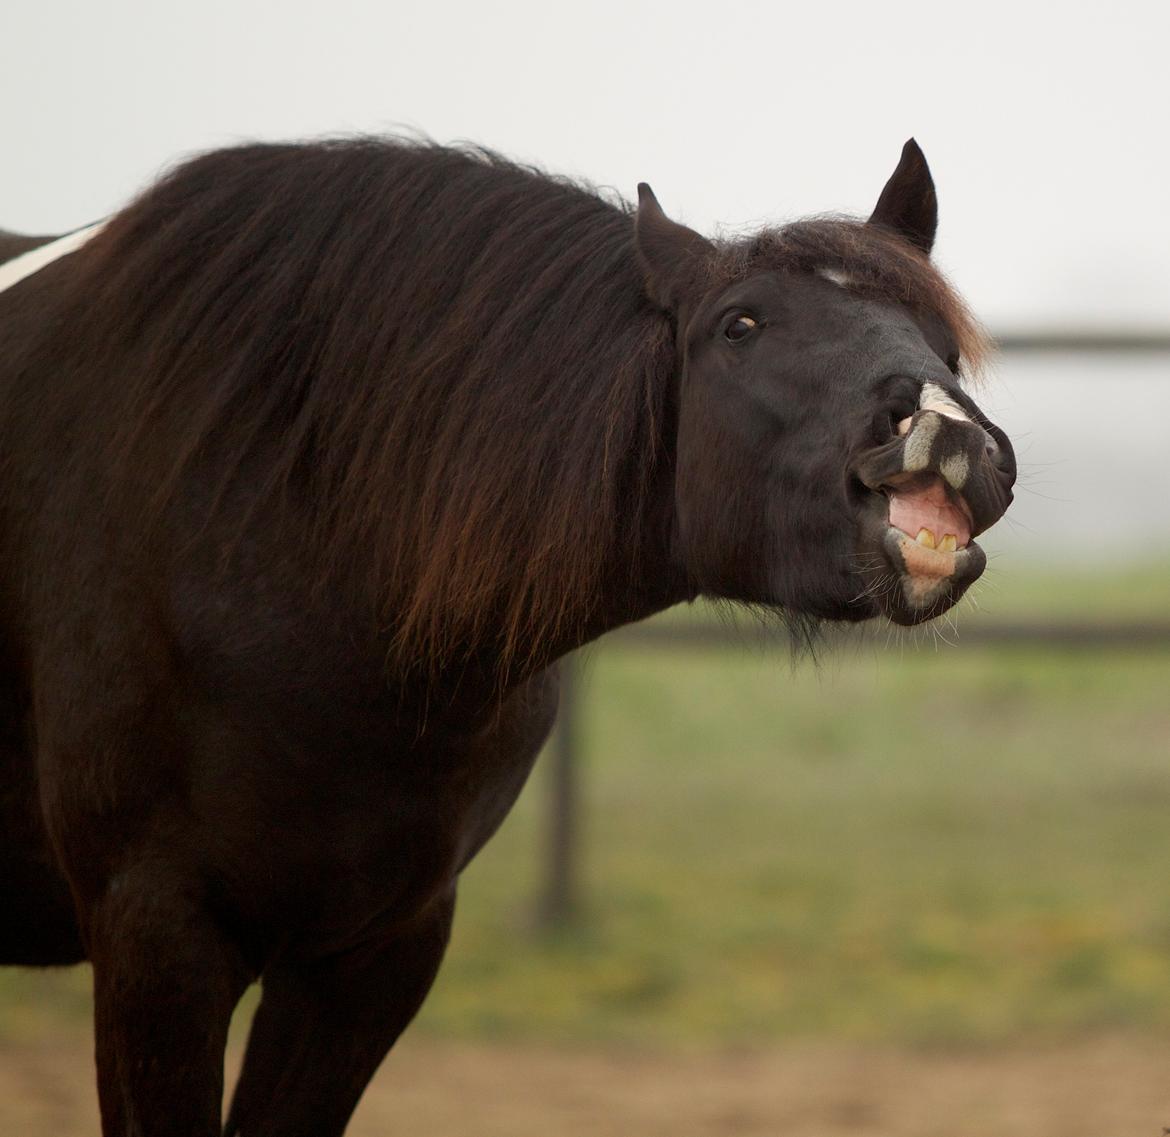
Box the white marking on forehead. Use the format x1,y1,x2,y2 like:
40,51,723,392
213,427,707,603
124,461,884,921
816,266,855,289
918,380,971,423
0,221,107,297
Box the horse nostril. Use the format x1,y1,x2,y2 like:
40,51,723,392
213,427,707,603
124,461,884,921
984,432,1015,477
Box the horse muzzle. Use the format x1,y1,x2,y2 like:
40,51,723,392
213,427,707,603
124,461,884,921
851,400,1016,624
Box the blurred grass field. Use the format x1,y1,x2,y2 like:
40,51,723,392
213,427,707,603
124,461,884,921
2,561,1169,1057
421,562,1170,1047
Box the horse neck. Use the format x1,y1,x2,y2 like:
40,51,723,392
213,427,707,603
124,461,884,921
541,475,689,664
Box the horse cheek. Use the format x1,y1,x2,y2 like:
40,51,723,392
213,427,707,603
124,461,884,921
673,388,781,602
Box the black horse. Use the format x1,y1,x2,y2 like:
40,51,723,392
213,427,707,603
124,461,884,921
0,137,1014,1136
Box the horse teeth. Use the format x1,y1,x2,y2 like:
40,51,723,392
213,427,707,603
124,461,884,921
938,533,957,553
915,528,937,549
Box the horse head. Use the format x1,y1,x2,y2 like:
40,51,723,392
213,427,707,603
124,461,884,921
636,140,1015,626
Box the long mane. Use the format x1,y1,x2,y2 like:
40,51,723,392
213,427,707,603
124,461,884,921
38,139,985,678
58,139,674,674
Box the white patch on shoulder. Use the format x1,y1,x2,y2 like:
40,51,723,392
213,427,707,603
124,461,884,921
816,266,855,289
918,380,970,423
0,221,107,297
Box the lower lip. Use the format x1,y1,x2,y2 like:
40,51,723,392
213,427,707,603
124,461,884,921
880,525,986,615
890,528,965,580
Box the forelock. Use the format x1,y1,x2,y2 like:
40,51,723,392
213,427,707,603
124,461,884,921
716,217,992,379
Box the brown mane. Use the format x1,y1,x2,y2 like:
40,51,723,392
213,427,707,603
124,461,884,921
38,140,984,677
46,139,674,676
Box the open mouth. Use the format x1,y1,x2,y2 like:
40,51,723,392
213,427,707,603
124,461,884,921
875,473,986,618
888,471,972,553
851,404,1013,625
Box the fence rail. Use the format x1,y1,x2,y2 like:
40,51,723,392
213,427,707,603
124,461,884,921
614,620,1170,650
991,331,1170,353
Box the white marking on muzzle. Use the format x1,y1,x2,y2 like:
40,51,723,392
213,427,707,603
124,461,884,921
903,412,940,471
0,221,107,296
918,381,971,423
939,451,970,490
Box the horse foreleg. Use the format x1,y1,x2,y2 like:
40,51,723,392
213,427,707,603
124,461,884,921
0,846,85,964
85,865,252,1137
0,681,85,964
0,762,85,964
223,890,455,1137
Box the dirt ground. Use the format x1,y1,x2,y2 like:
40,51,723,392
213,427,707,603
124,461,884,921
1,1032,1168,1136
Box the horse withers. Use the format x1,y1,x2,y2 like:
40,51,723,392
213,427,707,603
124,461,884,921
0,138,1014,1136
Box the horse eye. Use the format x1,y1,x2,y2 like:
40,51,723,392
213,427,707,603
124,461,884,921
725,315,759,343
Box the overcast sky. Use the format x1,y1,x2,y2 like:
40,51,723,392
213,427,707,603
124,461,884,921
4,1,1169,561
4,0,1168,332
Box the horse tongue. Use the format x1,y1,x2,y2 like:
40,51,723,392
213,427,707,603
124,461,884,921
888,478,972,548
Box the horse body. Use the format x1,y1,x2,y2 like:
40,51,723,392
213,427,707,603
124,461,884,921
0,256,575,1129
0,138,1014,1135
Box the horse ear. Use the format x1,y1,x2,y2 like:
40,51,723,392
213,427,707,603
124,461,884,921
635,183,713,312
867,138,938,256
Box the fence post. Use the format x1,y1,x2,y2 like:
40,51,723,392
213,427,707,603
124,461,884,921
538,651,581,928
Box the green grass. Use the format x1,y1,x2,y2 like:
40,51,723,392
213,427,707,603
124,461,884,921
417,562,1170,1046
962,556,1170,622
3,562,1170,1049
